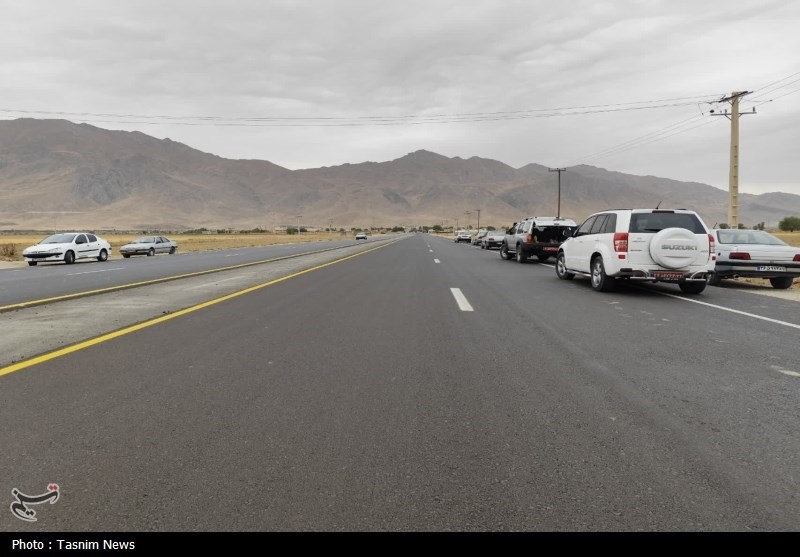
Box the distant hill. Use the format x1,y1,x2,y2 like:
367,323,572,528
1,118,798,230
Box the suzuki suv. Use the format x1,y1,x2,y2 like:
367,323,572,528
555,209,714,294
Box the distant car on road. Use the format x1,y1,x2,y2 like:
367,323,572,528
709,228,800,289
454,230,471,243
355,232,368,240
23,232,111,266
120,236,178,258
481,230,505,250
471,229,488,246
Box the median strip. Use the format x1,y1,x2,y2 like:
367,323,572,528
0,240,397,378
0,240,386,313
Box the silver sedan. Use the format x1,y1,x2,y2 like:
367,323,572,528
120,236,178,258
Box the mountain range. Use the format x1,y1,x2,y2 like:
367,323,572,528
1,118,798,231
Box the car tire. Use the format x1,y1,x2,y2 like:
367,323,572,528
590,256,615,292
555,252,575,280
64,251,75,265
122,254,130,258
679,281,707,294
480,243,485,249
97,249,108,262
27,261,37,266
169,247,176,254
769,276,794,289
516,245,527,263
500,243,512,261
707,272,722,286
148,248,155,257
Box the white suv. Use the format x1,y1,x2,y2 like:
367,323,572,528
555,209,715,294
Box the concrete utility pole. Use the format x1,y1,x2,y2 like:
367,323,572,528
548,168,566,218
464,211,471,230
474,209,481,231
711,91,755,228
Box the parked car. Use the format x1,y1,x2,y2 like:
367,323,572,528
481,230,505,250
471,229,488,246
454,230,472,243
120,236,178,258
555,209,714,294
500,217,578,262
709,228,800,289
355,232,368,240
23,232,111,266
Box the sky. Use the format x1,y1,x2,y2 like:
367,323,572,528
1,0,798,195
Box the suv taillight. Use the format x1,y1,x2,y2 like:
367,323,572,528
708,233,715,260
730,252,751,260
794,254,800,262
526,234,533,244
613,232,628,252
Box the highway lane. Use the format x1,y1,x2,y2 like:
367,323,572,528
0,236,385,308
1,234,798,530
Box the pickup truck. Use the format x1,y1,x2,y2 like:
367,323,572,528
500,216,577,263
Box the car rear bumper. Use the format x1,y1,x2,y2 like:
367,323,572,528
714,261,800,278
613,268,709,282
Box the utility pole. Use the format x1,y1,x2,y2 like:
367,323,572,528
548,168,566,218
711,91,755,228
474,209,481,231
464,211,471,230
296,215,302,234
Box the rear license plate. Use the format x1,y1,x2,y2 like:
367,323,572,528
543,246,558,251
652,271,684,280
756,265,786,272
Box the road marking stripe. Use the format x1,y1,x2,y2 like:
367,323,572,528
429,249,433,252
67,267,124,276
434,259,440,263
658,292,800,330
0,242,383,313
450,288,474,312
0,241,397,378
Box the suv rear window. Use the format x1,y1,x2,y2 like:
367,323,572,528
629,212,705,234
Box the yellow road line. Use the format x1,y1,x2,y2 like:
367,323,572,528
0,241,395,378
0,241,370,313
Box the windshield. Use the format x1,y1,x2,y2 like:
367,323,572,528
717,230,787,245
629,212,705,234
40,234,77,244
133,237,156,244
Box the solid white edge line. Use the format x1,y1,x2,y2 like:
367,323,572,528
67,267,124,276
450,288,474,312
659,291,800,330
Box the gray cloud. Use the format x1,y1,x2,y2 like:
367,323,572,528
1,0,797,195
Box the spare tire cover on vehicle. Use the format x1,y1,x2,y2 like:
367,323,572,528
649,227,702,269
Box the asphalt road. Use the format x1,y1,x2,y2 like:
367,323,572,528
1,234,798,531
0,237,379,308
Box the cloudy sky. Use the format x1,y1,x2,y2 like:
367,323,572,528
1,0,798,194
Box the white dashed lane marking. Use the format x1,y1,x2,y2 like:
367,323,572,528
450,288,474,312
434,259,440,264
67,268,124,276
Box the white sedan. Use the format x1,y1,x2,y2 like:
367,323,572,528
23,232,111,266
120,236,178,258
710,229,800,289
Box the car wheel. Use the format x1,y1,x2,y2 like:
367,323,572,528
122,254,130,258
480,242,485,249
516,245,527,263
590,256,615,292
148,248,155,257
769,276,794,289
27,261,37,266
64,251,75,265
169,246,176,254
97,249,108,262
537,254,551,262
555,252,575,280
679,281,707,294
500,243,512,260
707,272,722,286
